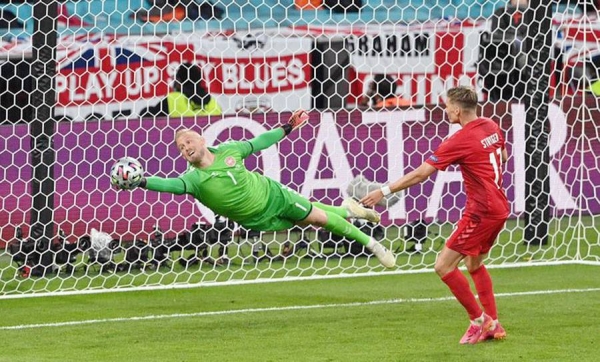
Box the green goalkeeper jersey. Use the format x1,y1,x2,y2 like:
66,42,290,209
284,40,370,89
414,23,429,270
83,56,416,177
144,128,290,225
180,141,269,221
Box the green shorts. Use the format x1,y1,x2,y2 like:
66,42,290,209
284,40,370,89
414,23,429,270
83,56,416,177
236,178,313,232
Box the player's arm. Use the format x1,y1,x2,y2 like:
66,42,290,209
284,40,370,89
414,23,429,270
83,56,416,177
139,176,187,195
246,128,286,154
387,162,437,193
359,162,437,208
247,109,309,154
501,147,508,163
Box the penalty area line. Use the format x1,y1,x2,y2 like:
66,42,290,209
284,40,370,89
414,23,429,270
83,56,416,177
1,287,599,331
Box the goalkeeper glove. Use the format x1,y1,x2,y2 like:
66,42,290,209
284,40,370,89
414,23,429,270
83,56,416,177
283,109,309,135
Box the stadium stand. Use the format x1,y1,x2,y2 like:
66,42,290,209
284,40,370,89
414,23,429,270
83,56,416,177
0,0,506,37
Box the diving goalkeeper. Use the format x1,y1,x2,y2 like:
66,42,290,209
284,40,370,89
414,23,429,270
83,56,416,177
112,110,395,268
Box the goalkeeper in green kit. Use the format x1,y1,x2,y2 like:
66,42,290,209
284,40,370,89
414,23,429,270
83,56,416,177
113,110,395,268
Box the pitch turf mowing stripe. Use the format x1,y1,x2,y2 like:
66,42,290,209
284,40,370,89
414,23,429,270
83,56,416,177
1,287,599,331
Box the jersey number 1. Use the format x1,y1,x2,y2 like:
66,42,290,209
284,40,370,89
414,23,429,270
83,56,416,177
226,171,238,185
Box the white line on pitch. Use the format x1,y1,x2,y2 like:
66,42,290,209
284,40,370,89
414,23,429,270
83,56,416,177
1,287,599,331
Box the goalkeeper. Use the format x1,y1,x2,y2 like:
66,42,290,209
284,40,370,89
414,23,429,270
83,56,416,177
115,110,395,268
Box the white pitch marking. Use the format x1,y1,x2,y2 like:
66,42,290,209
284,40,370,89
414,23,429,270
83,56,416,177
1,287,599,331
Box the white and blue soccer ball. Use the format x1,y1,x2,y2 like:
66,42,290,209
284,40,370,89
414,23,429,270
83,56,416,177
110,157,144,190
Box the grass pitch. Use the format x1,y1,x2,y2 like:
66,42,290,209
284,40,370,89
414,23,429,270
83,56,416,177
0,264,598,362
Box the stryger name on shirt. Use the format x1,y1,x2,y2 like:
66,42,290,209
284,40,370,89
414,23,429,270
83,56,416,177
480,133,499,149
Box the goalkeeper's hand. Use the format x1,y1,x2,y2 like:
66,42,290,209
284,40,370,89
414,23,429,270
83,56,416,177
283,109,309,135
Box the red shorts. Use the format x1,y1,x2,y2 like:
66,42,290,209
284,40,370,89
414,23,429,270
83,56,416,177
446,215,507,256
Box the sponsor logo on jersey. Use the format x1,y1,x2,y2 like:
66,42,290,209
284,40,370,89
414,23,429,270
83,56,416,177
429,155,438,162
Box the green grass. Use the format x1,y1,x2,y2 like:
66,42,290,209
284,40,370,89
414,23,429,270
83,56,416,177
0,216,598,361
0,264,599,361
1,216,598,296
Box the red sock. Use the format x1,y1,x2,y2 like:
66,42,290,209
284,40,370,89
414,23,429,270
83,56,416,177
470,265,498,320
441,268,482,320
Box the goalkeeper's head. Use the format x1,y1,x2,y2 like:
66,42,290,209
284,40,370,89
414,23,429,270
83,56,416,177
174,128,209,167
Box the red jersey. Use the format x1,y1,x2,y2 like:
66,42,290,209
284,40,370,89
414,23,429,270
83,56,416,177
425,118,509,219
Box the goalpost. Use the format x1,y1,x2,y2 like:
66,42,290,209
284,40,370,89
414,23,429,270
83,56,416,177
0,0,598,298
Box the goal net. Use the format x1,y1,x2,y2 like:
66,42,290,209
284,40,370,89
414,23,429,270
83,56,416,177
0,0,598,298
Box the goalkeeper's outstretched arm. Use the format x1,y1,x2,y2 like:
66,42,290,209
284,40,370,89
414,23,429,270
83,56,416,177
247,128,286,154
247,109,309,154
140,176,187,195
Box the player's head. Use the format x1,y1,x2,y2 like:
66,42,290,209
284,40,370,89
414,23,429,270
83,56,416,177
445,86,478,124
175,128,207,165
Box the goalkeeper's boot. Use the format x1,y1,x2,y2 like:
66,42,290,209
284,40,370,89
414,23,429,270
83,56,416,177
342,198,381,223
459,313,493,344
479,321,506,342
368,240,395,268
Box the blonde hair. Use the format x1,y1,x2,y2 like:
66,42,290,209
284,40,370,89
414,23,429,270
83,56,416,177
446,86,478,111
174,128,199,146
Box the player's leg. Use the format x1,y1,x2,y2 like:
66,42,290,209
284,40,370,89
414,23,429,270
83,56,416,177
467,255,506,341
470,258,506,341
467,218,507,342
312,202,348,218
297,206,395,268
313,200,381,223
260,182,394,268
435,216,492,344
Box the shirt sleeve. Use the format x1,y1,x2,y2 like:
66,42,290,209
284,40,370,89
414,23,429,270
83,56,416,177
145,176,187,195
214,128,285,159
425,133,466,171
215,141,252,159
247,128,285,154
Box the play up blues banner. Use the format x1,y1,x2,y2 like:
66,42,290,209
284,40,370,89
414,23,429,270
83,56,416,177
55,34,193,121
0,32,312,121
191,33,312,115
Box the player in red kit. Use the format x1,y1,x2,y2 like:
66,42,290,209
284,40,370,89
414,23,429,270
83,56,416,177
360,86,509,344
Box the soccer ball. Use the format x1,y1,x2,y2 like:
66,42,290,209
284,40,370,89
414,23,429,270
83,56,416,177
110,157,144,190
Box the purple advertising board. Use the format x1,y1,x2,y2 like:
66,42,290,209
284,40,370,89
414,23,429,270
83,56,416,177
1,98,599,245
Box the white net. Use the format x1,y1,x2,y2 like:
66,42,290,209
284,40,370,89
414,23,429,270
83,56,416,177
0,0,598,297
